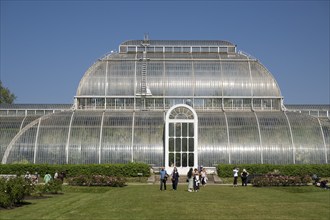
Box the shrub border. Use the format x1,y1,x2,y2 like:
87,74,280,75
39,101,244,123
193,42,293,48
217,164,330,178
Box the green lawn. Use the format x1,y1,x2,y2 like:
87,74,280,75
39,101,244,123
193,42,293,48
1,184,329,220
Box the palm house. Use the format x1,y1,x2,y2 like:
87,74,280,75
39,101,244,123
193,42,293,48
1,39,329,173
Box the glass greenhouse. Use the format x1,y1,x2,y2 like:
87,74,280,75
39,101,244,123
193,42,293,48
1,39,329,173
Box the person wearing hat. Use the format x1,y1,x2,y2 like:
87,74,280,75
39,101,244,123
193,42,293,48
241,168,249,186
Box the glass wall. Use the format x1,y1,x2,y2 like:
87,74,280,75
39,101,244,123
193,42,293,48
320,119,330,163
0,115,41,163
257,112,293,164
198,112,229,165
2,110,329,165
133,112,164,166
286,112,326,164
226,112,261,164
36,112,70,164
6,123,39,164
68,111,102,164
101,112,133,164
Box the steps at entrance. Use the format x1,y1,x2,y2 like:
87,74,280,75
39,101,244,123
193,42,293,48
152,173,219,184
149,166,221,184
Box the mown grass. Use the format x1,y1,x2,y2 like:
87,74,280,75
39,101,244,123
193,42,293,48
1,184,329,220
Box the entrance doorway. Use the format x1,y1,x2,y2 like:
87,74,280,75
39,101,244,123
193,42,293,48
165,104,198,175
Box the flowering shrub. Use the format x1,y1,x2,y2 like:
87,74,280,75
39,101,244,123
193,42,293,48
67,175,126,187
217,164,330,178
252,174,312,187
43,179,63,194
0,176,35,208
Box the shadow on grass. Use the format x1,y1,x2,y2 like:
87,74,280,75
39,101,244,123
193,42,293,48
62,185,116,193
271,186,330,193
0,193,64,211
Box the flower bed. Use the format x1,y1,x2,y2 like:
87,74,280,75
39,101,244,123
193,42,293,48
67,175,126,187
252,174,312,187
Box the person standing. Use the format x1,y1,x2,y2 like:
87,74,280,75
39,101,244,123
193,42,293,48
24,171,31,181
59,171,66,183
241,168,249,186
171,167,180,190
200,168,208,187
54,171,59,179
159,167,168,191
233,167,239,187
44,172,52,184
187,168,194,192
32,172,39,184
193,168,200,192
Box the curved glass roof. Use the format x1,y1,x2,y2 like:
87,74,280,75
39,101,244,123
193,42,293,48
76,51,281,98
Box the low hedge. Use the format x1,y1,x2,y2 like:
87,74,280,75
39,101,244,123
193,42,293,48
0,163,150,178
217,164,330,178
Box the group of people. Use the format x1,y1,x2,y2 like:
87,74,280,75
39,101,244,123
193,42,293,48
233,167,249,187
316,179,329,190
24,171,39,184
24,170,67,184
187,167,208,192
312,174,329,189
44,170,67,183
159,166,208,192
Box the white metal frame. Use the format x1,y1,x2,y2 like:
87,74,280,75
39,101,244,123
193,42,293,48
165,104,198,174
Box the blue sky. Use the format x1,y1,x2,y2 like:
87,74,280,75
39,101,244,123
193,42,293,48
0,0,329,104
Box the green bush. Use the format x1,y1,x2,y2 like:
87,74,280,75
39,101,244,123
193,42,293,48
43,179,63,194
0,176,34,208
0,191,11,208
0,178,11,208
0,163,150,179
217,164,330,178
33,184,45,197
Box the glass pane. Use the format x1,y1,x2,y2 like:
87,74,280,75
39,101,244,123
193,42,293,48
189,138,194,151
169,153,174,166
182,153,187,167
176,153,181,166
182,123,187,137
169,138,174,152
182,138,187,151
189,123,194,137
175,138,181,151
175,123,181,136
169,123,174,137
189,153,194,167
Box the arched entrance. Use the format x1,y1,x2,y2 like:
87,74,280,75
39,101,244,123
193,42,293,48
165,104,198,174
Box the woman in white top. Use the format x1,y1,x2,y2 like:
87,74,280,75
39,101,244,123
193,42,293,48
201,168,208,187
233,167,239,187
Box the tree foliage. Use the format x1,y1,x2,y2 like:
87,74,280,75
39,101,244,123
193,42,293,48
0,80,16,104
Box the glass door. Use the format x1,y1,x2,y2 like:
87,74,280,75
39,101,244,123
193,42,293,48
165,104,198,174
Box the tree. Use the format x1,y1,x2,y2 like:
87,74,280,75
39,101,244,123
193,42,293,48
0,80,16,104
